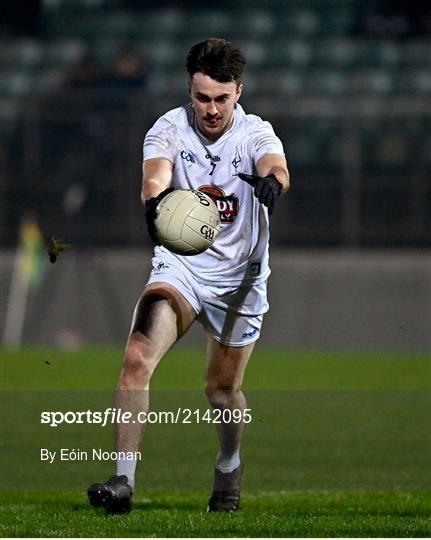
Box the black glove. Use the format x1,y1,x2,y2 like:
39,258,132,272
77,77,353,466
238,173,282,215
145,187,174,243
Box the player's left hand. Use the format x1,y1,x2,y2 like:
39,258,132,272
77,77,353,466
145,187,174,243
238,173,282,215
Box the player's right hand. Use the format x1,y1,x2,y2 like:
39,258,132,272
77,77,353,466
145,187,174,244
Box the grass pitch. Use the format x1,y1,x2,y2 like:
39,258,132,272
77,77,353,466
1,346,430,537
1,490,430,537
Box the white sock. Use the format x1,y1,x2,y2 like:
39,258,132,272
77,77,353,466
215,450,241,473
117,457,137,491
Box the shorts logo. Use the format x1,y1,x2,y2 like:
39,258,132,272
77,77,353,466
250,262,261,277
155,261,169,271
198,185,239,224
232,157,241,168
242,328,258,339
181,150,195,163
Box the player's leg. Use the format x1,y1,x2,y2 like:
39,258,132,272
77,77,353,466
88,283,195,513
204,337,255,511
115,283,196,454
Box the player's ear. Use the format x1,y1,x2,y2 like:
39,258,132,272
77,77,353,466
235,82,243,102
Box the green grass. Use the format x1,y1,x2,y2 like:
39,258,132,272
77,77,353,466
2,346,430,390
1,347,430,537
1,491,430,537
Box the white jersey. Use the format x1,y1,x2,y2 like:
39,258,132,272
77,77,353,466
143,103,284,286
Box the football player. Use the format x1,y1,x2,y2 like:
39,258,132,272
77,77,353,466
88,38,290,514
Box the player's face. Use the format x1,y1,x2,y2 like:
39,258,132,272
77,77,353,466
189,73,243,141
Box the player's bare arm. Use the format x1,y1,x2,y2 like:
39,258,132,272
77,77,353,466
256,153,290,194
141,157,173,204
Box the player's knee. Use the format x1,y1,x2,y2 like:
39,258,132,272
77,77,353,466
121,342,155,387
205,382,240,409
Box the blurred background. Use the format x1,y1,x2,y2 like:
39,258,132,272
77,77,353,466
1,0,430,351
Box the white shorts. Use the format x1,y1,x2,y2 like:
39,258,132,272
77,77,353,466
145,252,269,347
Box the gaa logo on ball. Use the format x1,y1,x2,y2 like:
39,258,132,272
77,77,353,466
155,190,221,255
200,224,215,241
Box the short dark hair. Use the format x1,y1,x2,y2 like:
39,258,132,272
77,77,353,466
186,38,246,84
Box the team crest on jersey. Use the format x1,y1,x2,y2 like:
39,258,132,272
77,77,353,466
198,185,239,223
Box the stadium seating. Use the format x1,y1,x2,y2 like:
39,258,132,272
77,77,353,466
1,0,430,247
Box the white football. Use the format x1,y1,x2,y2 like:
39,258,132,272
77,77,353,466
155,189,220,255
